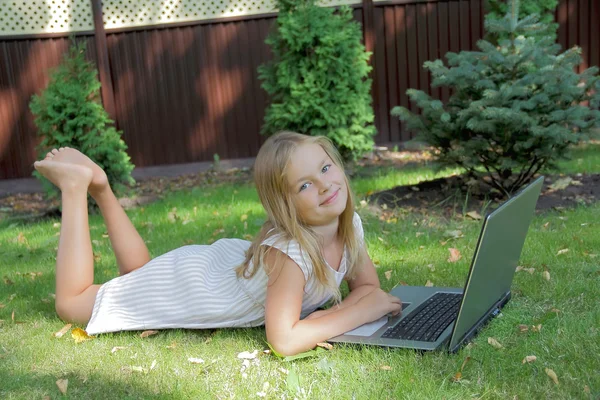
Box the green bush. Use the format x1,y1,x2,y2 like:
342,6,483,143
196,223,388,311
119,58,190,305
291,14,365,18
30,40,134,198
391,0,600,196
258,0,376,160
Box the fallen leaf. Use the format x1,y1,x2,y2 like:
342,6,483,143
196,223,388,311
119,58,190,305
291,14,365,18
286,366,301,393
542,222,550,229
556,248,569,256
384,270,392,280
444,230,464,239
550,308,560,314
532,324,542,332
111,346,127,354
380,365,392,371
188,357,205,364
11,310,14,322
240,214,248,222
448,248,462,263
278,367,289,375
54,324,72,338
56,379,68,395
150,360,157,370
549,177,572,191
425,280,434,287
0,304,4,309
487,337,503,349
522,355,537,364
123,365,148,374
3,277,13,285
53,222,61,228
415,232,424,237
166,342,177,350
584,385,591,394
237,350,258,359
427,264,435,272
140,330,159,338
72,328,95,343
542,271,551,281
545,368,559,385
17,232,27,244
316,342,333,350
452,371,462,382
466,211,482,220
518,324,529,333
516,266,536,274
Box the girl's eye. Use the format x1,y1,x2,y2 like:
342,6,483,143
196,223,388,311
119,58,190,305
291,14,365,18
321,164,331,173
299,183,309,192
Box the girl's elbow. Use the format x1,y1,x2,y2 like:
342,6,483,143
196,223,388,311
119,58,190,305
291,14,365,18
267,334,303,357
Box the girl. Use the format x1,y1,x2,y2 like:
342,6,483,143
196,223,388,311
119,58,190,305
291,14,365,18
34,131,401,356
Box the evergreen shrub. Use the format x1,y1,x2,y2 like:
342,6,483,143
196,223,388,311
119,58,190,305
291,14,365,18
392,0,600,195
30,41,134,199
258,0,376,160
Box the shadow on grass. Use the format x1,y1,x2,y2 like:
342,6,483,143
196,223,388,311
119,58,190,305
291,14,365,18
0,370,171,399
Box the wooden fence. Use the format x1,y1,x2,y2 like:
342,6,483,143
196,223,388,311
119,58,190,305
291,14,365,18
0,0,598,180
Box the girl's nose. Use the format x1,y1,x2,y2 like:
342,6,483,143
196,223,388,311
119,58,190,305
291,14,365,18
319,182,332,194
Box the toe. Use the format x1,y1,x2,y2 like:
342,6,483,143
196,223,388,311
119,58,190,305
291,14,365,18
51,149,59,155
59,147,65,151
46,152,53,159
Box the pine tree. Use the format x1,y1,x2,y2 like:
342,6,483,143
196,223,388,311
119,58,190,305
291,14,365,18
259,0,376,160
30,40,134,199
486,0,558,42
392,0,600,196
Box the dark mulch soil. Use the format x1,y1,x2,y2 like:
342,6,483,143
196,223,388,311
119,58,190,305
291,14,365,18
371,173,600,215
1,149,598,221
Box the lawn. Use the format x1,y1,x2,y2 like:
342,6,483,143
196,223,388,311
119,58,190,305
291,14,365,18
0,145,598,399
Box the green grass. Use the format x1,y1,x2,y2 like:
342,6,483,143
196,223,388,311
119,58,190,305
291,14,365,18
0,145,599,399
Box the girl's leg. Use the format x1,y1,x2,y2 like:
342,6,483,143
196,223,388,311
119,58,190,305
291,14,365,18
34,154,99,324
52,148,151,276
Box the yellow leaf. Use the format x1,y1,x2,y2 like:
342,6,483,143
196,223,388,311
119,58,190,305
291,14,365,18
316,342,333,350
545,368,559,385
452,371,462,382
425,280,434,287
448,248,462,263
55,379,68,395
188,357,205,364
542,271,551,281
140,330,159,338
487,337,503,349
556,248,569,256
380,365,392,371
466,211,482,220
532,324,542,332
518,324,529,333
54,323,72,338
240,214,248,222
17,232,27,244
71,328,94,343
384,270,392,280
522,355,537,364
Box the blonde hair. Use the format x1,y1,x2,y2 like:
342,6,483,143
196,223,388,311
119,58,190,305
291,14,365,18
236,131,365,301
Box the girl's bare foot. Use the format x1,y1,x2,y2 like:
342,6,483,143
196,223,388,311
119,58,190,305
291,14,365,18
34,158,93,193
38,148,109,197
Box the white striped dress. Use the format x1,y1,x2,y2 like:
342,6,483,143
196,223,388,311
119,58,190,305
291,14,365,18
85,213,364,335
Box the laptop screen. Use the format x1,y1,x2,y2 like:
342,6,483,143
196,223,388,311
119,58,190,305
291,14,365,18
448,177,543,351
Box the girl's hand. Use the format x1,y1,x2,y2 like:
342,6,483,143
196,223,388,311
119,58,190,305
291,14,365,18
357,288,402,319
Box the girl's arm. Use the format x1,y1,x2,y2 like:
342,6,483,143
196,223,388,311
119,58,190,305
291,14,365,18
264,248,401,356
305,246,383,319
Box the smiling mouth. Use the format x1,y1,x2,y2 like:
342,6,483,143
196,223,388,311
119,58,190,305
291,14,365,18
321,189,340,206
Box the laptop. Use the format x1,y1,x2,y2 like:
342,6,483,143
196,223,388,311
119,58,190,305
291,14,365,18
328,176,544,352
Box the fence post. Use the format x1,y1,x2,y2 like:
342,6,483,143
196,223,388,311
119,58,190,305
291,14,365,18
90,0,117,125
362,0,380,138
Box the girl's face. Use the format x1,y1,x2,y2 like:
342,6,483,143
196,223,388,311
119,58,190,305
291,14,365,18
286,143,348,227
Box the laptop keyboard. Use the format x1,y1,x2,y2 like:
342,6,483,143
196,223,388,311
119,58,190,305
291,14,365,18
382,292,463,342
